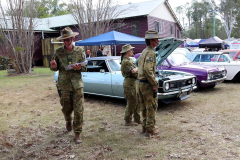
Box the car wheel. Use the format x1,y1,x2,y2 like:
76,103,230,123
208,84,216,88
193,81,201,92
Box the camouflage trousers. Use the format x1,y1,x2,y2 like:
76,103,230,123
138,82,158,132
60,88,84,133
123,85,140,122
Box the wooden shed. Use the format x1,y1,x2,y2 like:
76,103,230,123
42,38,63,67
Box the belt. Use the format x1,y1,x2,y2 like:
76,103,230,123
138,79,148,83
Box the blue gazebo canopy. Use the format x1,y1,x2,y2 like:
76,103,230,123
75,31,146,46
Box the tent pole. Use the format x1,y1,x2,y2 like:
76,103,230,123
115,45,116,56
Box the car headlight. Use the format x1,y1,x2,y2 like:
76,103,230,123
165,83,169,90
192,78,195,84
222,70,226,76
207,73,212,80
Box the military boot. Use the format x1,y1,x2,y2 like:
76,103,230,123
125,121,138,126
134,120,143,124
74,133,82,144
145,127,159,137
66,121,72,132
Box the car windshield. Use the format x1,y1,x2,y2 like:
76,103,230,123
108,57,136,72
167,53,191,66
193,54,233,62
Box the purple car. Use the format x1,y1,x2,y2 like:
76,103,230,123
135,52,227,91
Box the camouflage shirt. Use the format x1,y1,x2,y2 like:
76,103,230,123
138,46,158,87
50,45,87,91
121,57,138,86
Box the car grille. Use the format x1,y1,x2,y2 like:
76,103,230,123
211,71,224,80
166,78,193,90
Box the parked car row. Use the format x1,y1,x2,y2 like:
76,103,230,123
53,38,235,105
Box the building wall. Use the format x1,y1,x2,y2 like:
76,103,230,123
147,15,182,39
149,2,175,22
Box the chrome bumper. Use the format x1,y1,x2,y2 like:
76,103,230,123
157,85,197,96
201,76,227,84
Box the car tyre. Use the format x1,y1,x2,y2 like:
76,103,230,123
193,81,201,92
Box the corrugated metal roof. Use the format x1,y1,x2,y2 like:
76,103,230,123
41,0,165,29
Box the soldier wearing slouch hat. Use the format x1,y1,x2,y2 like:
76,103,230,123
50,27,86,144
138,30,160,137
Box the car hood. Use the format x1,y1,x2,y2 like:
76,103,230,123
155,37,183,67
174,63,225,72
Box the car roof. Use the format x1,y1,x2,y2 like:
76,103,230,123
192,52,228,55
219,49,240,52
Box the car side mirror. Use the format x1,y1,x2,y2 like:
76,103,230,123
100,69,105,73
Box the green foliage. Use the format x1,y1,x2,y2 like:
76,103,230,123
0,56,11,70
14,47,25,53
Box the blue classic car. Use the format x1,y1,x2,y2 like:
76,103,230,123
54,38,197,104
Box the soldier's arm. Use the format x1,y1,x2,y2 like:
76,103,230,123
143,51,158,87
50,51,59,71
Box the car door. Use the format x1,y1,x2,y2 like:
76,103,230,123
82,60,113,96
107,59,125,98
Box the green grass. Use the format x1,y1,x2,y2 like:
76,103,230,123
1,73,240,159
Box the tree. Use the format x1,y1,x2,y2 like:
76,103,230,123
0,0,39,74
68,0,134,56
209,0,240,41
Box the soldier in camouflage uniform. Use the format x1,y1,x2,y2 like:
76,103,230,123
50,27,87,144
138,30,160,137
120,44,141,126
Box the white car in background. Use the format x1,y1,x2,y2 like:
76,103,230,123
192,52,240,81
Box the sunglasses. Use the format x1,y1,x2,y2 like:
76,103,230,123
63,38,72,42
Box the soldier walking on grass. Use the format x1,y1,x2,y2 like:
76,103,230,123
120,44,142,126
50,27,87,144
138,30,160,137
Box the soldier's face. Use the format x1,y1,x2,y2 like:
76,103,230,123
152,38,159,47
63,37,74,48
126,49,134,56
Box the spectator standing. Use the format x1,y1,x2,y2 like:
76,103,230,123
86,50,91,58
96,46,104,57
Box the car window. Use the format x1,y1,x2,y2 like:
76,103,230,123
87,60,109,72
199,54,218,62
108,59,121,71
167,54,190,66
193,55,201,62
220,54,233,62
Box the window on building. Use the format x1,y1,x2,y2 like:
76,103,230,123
159,21,165,34
171,25,174,35
113,23,121,32
131,21,140,37
177,30,180,38
155,22,159,32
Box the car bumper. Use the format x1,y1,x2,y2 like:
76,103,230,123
201,76,227,84
157,85,197,96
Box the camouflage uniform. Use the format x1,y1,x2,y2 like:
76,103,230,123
138,46,158,133
50,45,87,134
121,57,140,123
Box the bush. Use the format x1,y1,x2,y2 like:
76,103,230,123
0,56,11,70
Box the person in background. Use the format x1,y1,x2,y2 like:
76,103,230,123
138,30,160,137
204,47,208,52
96,46,104,57
50,27,87,144
120,44,141,126
86,50,91,58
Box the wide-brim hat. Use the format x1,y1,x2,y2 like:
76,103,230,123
56,27,79,40
120,44,135,53
145,30,160,39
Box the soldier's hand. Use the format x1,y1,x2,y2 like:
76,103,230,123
153,86,158,91
50,60,57,69
131,68,138,73
71,63,82,70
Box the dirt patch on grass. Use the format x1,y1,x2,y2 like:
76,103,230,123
0,73,240,159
